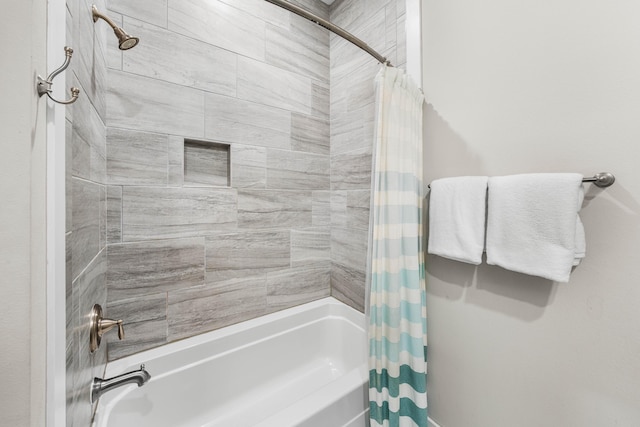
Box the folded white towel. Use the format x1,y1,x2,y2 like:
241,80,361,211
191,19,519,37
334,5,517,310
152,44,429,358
486,173,585,282
428,176,488,265
573,189,586,266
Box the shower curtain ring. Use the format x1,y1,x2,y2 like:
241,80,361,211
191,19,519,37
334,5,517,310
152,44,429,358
37,46,81,105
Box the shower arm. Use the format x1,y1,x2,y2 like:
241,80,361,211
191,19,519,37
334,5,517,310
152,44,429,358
92,5,120,30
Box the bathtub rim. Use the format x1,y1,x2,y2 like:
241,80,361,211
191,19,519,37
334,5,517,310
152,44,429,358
103,296,364,376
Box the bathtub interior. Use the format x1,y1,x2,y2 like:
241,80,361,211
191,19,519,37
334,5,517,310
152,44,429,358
94,298,369,427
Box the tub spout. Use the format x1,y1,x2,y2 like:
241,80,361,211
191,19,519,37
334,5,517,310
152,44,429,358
91,364,151,403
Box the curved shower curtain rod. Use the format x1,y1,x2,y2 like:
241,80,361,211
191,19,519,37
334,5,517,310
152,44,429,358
263,0,392,66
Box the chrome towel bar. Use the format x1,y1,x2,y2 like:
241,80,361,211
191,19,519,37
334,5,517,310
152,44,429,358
428,172,616,189
581,172,615,188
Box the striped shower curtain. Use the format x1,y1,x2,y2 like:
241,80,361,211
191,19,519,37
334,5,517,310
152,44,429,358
368,66,427,427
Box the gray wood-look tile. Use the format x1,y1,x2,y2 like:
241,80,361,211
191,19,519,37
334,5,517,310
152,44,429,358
94,0,117,54
205,230,290,282
266,265,330,312
106,294,168,360
385,4,398,52
352,8,386,55
108,0,168,27
168,0,266,61
217,0,290,29
65,233,75,421
290,0,330,19
231,145,266,189
291,113,330,155
265,15,329,83
108,315,167,360
266,149,330,190
312,191,331,227
238,190,312,229
204,93,291,150
71,82,107,183
167,276,267,341
99,186,107,250
71,178,104,281
122,17,237,96
329,0,363,29
107,186,122,244
331,191,347,227
291,228,330,267
66,120,73,233
168,135,184,187
74,1,107,121
395,0,405,16
107,237,205,302
311,81,330,119
107,69,204,137
105,12,123,71
331,148,373,190
106,127,169,186
345,71,378,113
330,39,371,85
347,190,371,230
331,225,368,274
332,58,378,111
91,0,110,40
121,186,237,241
330,108,366,157
184,140,230,187
330,262,365,312
237,56,314,115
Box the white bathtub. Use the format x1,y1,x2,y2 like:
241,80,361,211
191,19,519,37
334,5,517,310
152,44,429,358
92,297,369,427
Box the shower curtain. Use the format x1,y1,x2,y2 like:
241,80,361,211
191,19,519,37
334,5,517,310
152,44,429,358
368,66,427,427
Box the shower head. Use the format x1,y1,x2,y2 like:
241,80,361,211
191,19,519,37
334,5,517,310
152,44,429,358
92,5,139,50
113,27,139,50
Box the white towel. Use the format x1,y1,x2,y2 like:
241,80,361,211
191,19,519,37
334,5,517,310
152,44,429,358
486,173,585,282
428,176,488,265
573,189,586,266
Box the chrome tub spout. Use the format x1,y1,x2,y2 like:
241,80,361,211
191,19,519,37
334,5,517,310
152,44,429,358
91,364,151,403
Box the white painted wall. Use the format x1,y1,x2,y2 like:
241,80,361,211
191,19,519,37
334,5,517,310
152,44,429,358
422,0,640,426
0,1,47,426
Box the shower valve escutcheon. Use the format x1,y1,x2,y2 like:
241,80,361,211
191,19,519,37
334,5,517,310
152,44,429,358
90,304,124,353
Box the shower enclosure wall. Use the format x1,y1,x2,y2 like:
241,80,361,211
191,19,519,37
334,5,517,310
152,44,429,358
65,0,409,425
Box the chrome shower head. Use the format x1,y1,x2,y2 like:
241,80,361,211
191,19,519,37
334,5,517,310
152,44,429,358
92,5,139,50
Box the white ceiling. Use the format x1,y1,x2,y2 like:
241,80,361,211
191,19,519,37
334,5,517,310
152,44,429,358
319,0,336,4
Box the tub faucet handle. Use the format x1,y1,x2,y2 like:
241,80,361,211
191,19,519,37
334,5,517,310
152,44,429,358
100,318,125,340
90,304,125,353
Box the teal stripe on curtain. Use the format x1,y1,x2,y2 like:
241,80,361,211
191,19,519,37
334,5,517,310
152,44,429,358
367,65,427,427
370,398,427,426
370,366,428,395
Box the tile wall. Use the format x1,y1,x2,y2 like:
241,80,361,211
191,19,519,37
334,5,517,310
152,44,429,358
329,0,407,311
65,0,109,426
104,0,333,360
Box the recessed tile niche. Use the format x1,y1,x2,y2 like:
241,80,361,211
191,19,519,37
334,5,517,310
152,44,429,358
183,139,231,187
